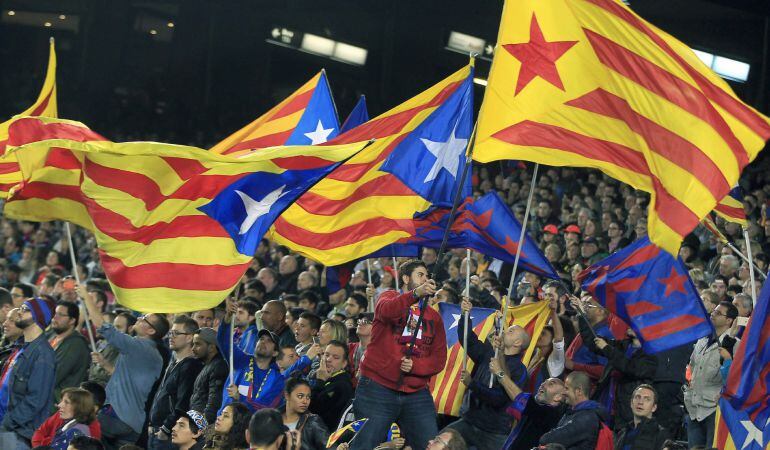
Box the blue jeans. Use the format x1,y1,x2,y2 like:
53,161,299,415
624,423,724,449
0,431,30,450
350,376,438,450
98,408,140,450
686,413,715,448
147,432,175,450
444,418,508,450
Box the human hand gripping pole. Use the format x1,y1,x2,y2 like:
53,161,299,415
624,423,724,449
397,279,437,387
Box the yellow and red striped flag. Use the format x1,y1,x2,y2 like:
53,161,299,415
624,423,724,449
474,0,770,256
210,71,339,156
0,39,57,197
4,116,364,312
713,187,748,227
430,301,550,416
269,64,474,266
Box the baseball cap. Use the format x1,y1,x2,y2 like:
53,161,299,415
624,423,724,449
195,327,217,345
543,224,559,234
564,224,581,234
258,328,280,346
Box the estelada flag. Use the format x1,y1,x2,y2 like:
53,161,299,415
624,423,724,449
211,70,339,156
4,116,365,312
474,0,770,256
430,301,550,416
0,39,57,197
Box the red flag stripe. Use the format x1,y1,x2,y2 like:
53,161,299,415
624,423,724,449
28,89,54,116
99,251,248,290
616,244,660,271
268,88,315,122
0,182,18,193
585,0,770,140
714,204,745,219
434,345,463,413
221,129,295,154
0,162,19,174
584,29,749,166
8,118,107,147
566,89,730,197
650,176,701,236
46,148,81,170
272,215,415,250
160,156,210,180
639,314,708,340
295,175,416,216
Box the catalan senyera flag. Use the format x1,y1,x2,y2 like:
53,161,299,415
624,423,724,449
4,116,364,312
701,215,730,245
0,39,57,197
270,64,474,266
714,273,770,450
474,0,770,256
430,301,550,416
714,186,748,226
211,70,339,156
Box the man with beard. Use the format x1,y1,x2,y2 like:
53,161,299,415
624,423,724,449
217,324,285,414
189,327,227,425
0,297,56,449
48,301,90,403
350,259,446,450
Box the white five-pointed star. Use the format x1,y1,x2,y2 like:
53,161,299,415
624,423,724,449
420,124,468,183
235,185,288,235
304,120,335,145
449,313,474,330
740,420,764,449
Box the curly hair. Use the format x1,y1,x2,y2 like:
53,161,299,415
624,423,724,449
205,402,250,449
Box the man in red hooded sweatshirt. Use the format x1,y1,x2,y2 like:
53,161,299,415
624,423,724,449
350,259,447,450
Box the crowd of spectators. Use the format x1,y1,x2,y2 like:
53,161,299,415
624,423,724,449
0,160,767,450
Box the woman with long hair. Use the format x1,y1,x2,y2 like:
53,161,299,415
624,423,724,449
203,402,250,450
48,388,96,450
281,377,329,450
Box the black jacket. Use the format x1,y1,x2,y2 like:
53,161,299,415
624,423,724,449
279,406,330,450
149,355,204,432
580,319,657,426
459,316,527,435
189,353,228,424
540,400,606,450
309,370,354,431
614,417,667,450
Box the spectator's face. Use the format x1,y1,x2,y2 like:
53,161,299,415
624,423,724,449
2,309,22,341
294,318,316,343
537,202,551,219
422,248,437,265
279,255,297,276
607,222,621,237
113,315,131,334
356,317,373,338
344,298,363,318
318,322,334,346
536,378,566,406
297,272,315,290
57,393,76,421
711,281,727,298
710,305,731,328
235,307,253,328
277,347,299,371
297,298,315,312
447,264,460,279
171,417,199,446
564,378,581,406
433,289,450,305
51,305,74,334
537,328,554,348
286,384,311,415
254,335,278,359
581,243,598,258
323,344,348,373
9,287,25,308
191,334,211,360
193,310,214,329
631,387,657,420
214,405,235,433
406,266,429,291
169,324,193,352
565,232,580,245
260,303,282,331
257,269,275,291
426,432,455,450
732,298,750,318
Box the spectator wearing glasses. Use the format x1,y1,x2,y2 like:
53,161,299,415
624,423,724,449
0,297,56,450
9,283,34,308
47,301,90,403
82,288,169,449
147,316,204,450
348,313,373,380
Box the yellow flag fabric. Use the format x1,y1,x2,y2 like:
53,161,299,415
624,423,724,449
4,116,364,312
0,39,57,196
474,0,770,256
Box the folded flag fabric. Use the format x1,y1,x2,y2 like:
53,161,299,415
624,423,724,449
211,70,339,155
713,186,748,226
340,95,370,134
714,270,770,450
0,39,57,197
474,0,770,256
4,116,364,312
579,236,714,354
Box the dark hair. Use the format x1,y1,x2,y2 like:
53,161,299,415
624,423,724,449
208,402,250,449
717,301,739,322
399,259,427,284
12,282,34,299
173,315,199,334
633,383,658,404
285,376,311,394
0,288,11,307
247,408,286,446
299,311,321,331
287,307,304,323
348,293,368,310
542,280,568,297
43,273,61,289
91,290,108,307
566,371,592,398
147,313,170,341
441,427,468,450
116,311,137,328
245,279,266,295
439,285,460,304
68,435,105,450
79,381,106,409
298,290,319,306
327,339,349,361
237,300,260,317
58,300,80,325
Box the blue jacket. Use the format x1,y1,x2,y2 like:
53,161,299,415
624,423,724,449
217,323,284,414
540,400,606,450
0,332,56,439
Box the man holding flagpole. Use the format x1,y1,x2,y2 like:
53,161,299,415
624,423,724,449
350,259,446,450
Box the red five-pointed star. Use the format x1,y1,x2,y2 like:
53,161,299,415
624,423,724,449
502,15,578,95
658,267,688,297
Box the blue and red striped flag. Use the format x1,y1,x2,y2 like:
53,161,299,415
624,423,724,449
579,236,714,354
714,271,770,449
